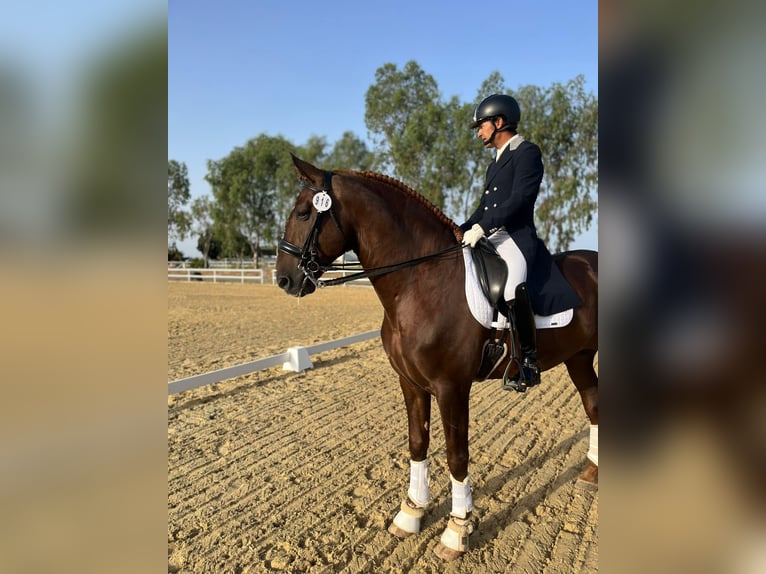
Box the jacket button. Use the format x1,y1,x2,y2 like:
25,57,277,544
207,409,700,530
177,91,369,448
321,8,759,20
493,203,497,207
493,187,497,191
485,190,489,194
484,207,488,211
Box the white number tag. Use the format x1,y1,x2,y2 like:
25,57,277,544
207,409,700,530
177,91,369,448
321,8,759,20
312,191,332,212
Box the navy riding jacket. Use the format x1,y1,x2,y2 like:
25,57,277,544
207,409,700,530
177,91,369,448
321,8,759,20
460,140,581,315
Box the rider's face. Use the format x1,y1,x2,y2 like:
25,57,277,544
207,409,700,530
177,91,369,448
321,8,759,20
476,118,499,148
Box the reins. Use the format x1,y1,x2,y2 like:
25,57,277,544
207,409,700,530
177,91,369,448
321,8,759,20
278,172,463,288
316,243,463,287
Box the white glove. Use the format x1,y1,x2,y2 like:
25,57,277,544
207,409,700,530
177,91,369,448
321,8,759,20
462,224,485,248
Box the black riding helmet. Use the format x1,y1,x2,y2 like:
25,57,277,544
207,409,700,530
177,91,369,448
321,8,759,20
470,94,521,130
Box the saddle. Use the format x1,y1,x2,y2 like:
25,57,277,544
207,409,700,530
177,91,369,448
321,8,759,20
471,238,511,318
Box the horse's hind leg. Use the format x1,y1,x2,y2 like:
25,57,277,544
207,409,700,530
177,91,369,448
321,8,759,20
389,376,432,538
565,350,599,488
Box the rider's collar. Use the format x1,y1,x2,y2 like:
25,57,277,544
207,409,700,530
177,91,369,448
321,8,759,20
495,134,525,161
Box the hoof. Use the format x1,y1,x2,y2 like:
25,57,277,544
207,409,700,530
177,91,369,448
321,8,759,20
434,515,473,561
388,522,415,539
434,542,464,561
389,499,425,539
577,460,598,489
575,477,598,491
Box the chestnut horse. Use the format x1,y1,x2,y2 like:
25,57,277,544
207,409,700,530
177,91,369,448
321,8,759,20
276,155,598,560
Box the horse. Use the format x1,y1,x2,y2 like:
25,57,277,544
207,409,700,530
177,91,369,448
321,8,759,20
275,155,598,561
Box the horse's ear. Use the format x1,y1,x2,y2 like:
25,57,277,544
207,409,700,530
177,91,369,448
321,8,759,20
290,153,324,186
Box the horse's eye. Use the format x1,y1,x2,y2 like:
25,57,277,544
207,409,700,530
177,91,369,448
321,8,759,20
296,210,311,221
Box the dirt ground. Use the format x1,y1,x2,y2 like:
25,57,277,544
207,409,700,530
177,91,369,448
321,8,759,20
168,282,598,573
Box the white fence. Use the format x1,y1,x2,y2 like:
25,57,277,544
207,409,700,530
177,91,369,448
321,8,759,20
168,268,265,284
167,267,371,287
168,329,381,395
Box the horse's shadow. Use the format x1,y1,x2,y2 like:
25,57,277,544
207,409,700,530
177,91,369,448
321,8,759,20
423,428,592,551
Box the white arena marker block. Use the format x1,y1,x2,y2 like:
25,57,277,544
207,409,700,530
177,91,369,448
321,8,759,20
282,346,313,372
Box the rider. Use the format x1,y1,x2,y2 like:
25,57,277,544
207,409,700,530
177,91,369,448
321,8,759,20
459,94,547,387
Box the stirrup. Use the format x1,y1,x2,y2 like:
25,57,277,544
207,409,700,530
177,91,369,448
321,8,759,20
502,357,540,392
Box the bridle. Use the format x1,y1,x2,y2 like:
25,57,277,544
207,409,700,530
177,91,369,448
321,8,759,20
277,171,346,288
277,171,462,289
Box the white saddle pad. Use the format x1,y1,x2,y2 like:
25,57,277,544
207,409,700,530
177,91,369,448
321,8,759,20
462,247,573,330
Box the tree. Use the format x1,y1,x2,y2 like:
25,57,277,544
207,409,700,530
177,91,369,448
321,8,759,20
448,72,597,251
205,135,295,266
514,75,598,251
219,230,254,262
447,73,509,222
167,244,185,261
197,234,222,261
325,131,375,171
365,61,447,206
189,195,214,267
168,159,191,248
437,97,481,222
298,135,329,165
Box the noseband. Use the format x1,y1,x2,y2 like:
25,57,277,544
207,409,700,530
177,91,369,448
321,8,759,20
277,171,346,288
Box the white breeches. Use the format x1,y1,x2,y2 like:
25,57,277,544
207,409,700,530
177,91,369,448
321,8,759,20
488,229,527,301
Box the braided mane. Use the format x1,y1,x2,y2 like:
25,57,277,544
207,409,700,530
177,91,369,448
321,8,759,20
337,169,462,239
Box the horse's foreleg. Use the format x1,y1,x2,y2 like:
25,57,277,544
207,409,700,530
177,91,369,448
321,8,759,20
389,376,432,538
566,350,599,488
433,385,474,561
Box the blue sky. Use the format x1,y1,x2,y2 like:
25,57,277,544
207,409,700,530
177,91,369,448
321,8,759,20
169,0,598,255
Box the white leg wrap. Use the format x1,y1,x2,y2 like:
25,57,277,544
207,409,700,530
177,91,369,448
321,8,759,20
587,424,598,466
439,516,474,552
450,474,474,519
407,459,430,507
392,499,425,535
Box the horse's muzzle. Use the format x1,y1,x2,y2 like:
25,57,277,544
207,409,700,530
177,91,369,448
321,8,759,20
276,272,316,297
277,274,292,292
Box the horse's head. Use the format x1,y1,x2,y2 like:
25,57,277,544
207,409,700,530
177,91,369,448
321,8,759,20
276,154,349,297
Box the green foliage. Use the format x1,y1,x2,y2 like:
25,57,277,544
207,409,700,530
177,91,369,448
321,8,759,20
514,75,598,251
189,195,215,265
219,231,254,260
364,61,446,206
443,98,490,222
298,135,329,165
205,134,295,265
364,64,597,251
178,62,596,258
167,244,185,261
446,71,509,221
325,131,375,171
168,159,191,243
197,234,222,261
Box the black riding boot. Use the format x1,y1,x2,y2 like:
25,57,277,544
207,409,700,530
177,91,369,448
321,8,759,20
509,283,541,388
